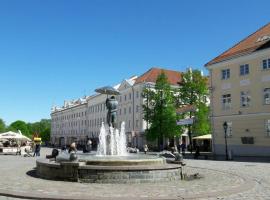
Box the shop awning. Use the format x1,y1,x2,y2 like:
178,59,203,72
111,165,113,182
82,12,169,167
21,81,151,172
192,134,212,140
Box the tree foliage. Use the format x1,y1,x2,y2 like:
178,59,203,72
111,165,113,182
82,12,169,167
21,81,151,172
4,119,51,141
27,119,51,141
142,71,180,148
177,69,210,136
0,118,6,133
9,120,30,137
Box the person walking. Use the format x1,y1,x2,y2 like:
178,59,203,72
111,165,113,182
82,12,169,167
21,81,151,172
181,142,186,157
144,144,148,154
33,143,41,157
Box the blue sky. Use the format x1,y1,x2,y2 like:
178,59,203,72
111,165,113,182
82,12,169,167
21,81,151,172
0,0,269,125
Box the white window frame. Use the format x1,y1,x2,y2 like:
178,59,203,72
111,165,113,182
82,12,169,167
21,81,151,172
240,64,249,76
266,120,270,137
240,91,251,107
263,88,270,105
222,94,231,110
262,58,270,70
221,69,230,80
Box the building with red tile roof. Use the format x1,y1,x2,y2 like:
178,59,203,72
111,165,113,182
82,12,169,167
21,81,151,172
205,22,270,157
205,22,270,66
135,67,182,86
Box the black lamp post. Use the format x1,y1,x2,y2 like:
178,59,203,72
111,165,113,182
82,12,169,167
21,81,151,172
223,121,229,160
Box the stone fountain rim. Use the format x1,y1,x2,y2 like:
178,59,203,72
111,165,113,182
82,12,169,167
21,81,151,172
36,159,181,171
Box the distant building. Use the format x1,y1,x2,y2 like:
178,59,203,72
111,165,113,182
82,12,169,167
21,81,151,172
205,23,270,156
51,67,182,149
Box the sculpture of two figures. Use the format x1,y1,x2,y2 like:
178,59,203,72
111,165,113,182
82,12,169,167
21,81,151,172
106,96,118,128
95,85,120,128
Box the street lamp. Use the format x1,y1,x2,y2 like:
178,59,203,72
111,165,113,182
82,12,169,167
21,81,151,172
223,121,228,160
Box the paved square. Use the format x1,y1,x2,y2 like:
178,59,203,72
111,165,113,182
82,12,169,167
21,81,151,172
0,148,270,199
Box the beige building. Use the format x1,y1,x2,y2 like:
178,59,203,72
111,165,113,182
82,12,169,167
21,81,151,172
51,68,182,149
206,23,270,156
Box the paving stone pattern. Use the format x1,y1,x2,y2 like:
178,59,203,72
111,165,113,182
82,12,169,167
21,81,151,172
0,148,269,199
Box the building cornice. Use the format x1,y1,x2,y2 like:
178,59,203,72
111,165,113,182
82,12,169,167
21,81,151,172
206,48,270,69
212,112,270,118
51,103,87,115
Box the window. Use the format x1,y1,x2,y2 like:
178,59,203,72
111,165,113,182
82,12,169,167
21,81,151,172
129,93,131,100
266,120,270,136
222,94,231,110
262,58,270,70
136,91,139,98
221,69,230,80
125,95,127,101
136,120,139,128
128,120,131,128
263,88,270,104
120,96,122,102
124,108,126,114
136,105,139,112
119,109,121,115
241,91,251,107
240,64,249,75
129,106,131,114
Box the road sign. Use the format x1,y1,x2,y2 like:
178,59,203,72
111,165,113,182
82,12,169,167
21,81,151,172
177,118,194,125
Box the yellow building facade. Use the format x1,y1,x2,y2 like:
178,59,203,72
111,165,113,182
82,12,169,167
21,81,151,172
206,23,270,156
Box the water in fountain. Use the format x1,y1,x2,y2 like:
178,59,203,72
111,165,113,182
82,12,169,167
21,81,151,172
97,121,127,156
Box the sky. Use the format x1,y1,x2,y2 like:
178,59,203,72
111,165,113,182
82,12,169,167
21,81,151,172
0,0,269,125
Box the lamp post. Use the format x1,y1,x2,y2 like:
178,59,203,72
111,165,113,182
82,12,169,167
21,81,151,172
223,121,228,160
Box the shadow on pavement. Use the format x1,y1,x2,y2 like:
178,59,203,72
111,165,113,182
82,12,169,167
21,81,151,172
26,168,39,179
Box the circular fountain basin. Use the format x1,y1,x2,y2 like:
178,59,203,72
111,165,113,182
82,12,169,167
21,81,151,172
36,153,183,184
78,153,166,166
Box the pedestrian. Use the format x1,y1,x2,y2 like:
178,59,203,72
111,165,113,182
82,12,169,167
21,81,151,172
69,142,77,153
34,143,41,157
194,145,200,159
87,139,92,152
144,144,148,154
181,142,186,156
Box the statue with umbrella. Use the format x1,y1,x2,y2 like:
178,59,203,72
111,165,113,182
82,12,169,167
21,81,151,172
95,86,120,128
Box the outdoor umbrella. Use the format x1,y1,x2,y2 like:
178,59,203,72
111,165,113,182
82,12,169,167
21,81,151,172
95,86,120,95
0,131,31,142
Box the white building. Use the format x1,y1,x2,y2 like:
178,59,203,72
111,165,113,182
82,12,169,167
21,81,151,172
51,68,182,149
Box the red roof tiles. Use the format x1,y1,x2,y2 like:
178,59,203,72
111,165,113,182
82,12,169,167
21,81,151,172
176,105,197,114
135,67,182,85
205,22,270,66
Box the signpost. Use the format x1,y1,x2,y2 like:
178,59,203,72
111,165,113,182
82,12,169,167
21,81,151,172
177,118,194,125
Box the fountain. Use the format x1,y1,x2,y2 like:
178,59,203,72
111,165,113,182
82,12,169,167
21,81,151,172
36,86,183,183
97,122,127,156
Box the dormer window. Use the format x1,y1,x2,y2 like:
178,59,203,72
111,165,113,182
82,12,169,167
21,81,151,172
256,35,270,42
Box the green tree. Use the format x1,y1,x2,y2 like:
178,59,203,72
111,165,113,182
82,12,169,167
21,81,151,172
0,118,6,133
177,69,210,150
8,120,30,137
27,119,51,142
40,127,51,142
142,71,180,150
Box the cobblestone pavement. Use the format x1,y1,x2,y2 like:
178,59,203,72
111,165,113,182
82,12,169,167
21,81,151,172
0,148,269,199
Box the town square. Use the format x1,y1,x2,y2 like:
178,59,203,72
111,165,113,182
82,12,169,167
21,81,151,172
0,1,270,199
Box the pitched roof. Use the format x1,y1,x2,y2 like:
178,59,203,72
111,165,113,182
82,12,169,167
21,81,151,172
135,67,182,85
205,22,270,66
176,105,197,114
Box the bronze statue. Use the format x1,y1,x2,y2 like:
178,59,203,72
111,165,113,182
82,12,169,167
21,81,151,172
106,96,118,127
